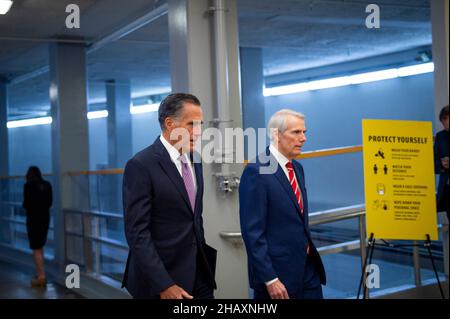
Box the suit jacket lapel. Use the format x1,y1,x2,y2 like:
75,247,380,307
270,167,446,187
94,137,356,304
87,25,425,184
155,139,193,214
269,153,305,222
193,161,203,214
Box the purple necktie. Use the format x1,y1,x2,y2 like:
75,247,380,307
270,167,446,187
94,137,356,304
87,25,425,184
180,155,196,212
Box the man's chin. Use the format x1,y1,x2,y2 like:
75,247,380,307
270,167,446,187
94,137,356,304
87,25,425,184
183,143,195,153
292,150,302,158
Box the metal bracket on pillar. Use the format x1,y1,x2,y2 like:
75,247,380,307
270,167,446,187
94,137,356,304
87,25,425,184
213,172,240,193
209,118,233,126
219,231,244,247
207,4,229,14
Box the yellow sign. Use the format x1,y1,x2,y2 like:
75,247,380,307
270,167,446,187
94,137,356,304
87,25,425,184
362,119,438,240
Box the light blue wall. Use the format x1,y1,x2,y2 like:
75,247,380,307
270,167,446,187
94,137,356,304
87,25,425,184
264,73,435,211
8,124,52,176
131,112,161,156
89,118,108,169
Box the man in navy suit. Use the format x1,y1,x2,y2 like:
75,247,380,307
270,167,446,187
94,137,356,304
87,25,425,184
239,109,326,299
434,105,449,219
122,93,217,299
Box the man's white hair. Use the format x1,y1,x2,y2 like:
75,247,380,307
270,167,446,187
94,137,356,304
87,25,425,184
267,109,305,140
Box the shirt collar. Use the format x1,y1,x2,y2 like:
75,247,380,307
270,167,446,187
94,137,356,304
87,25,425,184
269,144,290,167
160,135,186,163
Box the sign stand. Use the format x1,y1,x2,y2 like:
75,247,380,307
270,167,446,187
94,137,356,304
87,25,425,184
356,233,445,299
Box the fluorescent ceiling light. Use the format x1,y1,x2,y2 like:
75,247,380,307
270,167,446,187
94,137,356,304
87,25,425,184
87,110,108,119
397,62,434,77
307,76,351,91
264,83,310,97
130,103,160,114
0,0,13,15
264,76,351,97
7,116,52,128
349,68,399,84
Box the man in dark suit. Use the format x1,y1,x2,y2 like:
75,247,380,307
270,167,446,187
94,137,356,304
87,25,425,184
239,109,326,299
122,93,217,299
434,105,449,219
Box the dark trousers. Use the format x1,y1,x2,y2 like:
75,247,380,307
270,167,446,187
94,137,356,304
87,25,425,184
254,255,323,299
146,253,214,299
192,252,215,299
437,184,449,220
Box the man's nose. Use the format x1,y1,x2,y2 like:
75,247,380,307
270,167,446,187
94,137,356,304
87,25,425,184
193,125,202,137
300,133,306,142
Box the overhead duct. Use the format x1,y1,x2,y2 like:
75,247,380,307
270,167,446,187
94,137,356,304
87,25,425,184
10,3,168,85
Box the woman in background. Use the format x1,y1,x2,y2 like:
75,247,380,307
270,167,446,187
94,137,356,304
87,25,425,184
23,166,52,287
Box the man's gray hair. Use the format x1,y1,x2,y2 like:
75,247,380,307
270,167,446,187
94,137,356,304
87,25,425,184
267,109,305,140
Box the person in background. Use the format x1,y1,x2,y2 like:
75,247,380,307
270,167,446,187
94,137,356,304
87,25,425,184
23,166,52,287
434,105,449,220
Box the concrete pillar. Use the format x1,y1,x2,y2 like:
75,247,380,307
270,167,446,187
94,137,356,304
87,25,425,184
49,42,90,275
168,0,247,298
240,47,266,159
105,79,132,213
431,0,449,129
0,79,8,177
106,79,132,169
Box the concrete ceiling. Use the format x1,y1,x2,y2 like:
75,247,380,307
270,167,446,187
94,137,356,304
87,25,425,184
0,0,432,119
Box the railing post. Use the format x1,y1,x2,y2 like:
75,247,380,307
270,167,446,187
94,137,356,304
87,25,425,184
94,216,101,276
9,204,15,245
82,211,94,273
413,241,422,286
358,214,369,298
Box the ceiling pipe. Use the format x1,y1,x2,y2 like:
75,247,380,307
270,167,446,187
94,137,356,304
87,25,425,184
210,0,231,172
10,3,168,86
212,0,230,125
210,0,241,193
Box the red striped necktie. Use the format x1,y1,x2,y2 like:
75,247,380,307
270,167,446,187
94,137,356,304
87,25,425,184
286,161,309,255
285,162,304,213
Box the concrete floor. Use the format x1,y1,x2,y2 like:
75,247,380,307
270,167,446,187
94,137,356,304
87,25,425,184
0,260,83,299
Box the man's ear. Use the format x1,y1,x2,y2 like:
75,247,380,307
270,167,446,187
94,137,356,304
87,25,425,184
270,128,279,144
164,117,174,130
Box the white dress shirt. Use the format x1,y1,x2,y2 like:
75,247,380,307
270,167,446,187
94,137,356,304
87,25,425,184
160,135,197,190
269,144,291,181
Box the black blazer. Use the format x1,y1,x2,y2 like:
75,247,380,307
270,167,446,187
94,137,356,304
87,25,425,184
23,180,52,218
434,129,449,208
122,137,217,298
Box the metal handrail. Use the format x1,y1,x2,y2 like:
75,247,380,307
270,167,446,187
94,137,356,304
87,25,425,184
0,145,365,179
65,231,128,250
309,204,365,226
220,204,367,240
219,205,446,241
64,208,123,219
